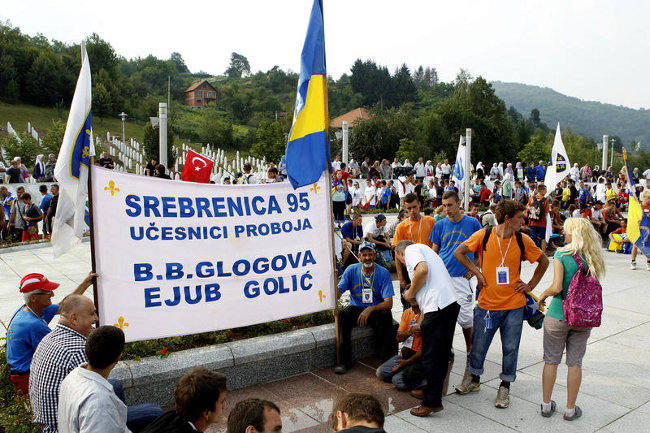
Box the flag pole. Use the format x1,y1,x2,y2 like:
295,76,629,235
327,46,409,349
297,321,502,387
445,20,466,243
86,158,100,324
321,75,341,365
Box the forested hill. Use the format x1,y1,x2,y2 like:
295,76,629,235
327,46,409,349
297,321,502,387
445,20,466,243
492,81,650,149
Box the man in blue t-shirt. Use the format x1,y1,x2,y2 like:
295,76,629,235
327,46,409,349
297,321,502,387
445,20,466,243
430,191,481,358
335,241,395,375
340,213,364,249
535,161,546,182
6,271,96,394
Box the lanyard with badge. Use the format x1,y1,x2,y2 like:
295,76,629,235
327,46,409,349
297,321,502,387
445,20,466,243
495,233,512,285
361,267,375,304
409,218,422,242
403,313,420,349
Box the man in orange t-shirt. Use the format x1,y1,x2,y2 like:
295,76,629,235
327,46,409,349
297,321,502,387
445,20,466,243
392,193,436,309
453,200,549,409
375,304,424,391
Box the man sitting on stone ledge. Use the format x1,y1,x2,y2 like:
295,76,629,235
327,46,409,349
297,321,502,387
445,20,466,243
141,367,227,433
335,241,395,375
6,272,95,394
30,294,162,433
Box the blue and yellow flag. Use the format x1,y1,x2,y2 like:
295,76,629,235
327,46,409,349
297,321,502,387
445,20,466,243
285,0,329,189
622,148,650,256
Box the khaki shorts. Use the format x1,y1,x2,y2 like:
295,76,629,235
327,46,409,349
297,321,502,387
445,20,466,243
451,277,474,329
543,315,592,366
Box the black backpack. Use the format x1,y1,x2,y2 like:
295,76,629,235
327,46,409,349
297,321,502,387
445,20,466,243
527,196,547,222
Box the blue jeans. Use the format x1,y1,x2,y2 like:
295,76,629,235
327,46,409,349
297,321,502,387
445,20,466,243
529,225,546,248
376,354,426,391
109,379,163,432
468,306,524,382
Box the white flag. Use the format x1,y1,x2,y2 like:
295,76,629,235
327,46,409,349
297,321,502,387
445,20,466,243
52,41,95,257
452,135,466,185
544,122,570,190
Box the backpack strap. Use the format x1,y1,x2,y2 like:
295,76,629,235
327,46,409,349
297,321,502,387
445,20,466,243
515,231,525,262
572,253,587,273
481,226,492,252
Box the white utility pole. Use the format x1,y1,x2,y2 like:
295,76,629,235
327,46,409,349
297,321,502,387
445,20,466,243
342,121,349,165
159,103,168,168
464,128,472,211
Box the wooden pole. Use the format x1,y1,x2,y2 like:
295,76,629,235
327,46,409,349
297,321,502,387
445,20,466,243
87,157,100,324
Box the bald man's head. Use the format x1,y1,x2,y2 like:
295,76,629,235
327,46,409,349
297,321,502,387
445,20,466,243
60,295,98,336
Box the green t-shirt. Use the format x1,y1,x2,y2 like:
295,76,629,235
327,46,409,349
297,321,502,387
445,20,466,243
547,251,587,321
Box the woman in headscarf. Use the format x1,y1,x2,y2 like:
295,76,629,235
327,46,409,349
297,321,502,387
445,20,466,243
580,163,591,182
502,172,513,199
403,159,412,169
33,154,46,182
591,165,600,182
515,162,524,181
497,162,504,180
505,163,514,178
435,162,443,180
425,160,434,179
476,162,485,180
489,163,499,181
570,163,580,182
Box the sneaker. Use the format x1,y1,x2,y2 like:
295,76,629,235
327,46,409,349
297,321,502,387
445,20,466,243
563,405,582,421
541,400,556,417
495,385,510,408
334,364,347,375
455,375,480,395
631,261,637,270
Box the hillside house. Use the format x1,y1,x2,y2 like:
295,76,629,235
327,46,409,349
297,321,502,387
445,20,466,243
184,80,217,108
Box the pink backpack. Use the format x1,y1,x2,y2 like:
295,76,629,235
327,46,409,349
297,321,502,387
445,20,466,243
563,253,602,327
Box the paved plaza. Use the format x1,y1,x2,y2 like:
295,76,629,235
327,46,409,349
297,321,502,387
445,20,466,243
1,222,649,432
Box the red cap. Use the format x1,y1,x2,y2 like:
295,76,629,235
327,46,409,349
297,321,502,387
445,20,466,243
19,273,60,293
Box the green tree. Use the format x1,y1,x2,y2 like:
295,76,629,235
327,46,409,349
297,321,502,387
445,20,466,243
225,52,250,78
250,120,285,163
518,135,550,165
169,52,189,73
395,138,416,163
41,120,66,157
1,132,41,168
142,122,176,167
197,110,234,147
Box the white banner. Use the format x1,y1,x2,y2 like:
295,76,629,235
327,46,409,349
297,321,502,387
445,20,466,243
90,167,335,342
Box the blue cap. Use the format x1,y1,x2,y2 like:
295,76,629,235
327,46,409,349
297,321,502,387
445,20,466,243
359,241,375,251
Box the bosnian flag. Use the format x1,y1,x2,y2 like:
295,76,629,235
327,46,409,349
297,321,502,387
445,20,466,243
181,149,214,183
52,41,95,258
285,0,329,189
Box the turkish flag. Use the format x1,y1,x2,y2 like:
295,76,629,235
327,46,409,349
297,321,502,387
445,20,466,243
181,149,214,183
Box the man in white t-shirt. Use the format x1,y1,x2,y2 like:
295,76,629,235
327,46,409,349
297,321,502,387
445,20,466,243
332,155,342,172
364,179,377,209
396,175,415,209
395,240,459,418
414,157,426,180
441,159,452,181
243,163,260,184
595,177,607,203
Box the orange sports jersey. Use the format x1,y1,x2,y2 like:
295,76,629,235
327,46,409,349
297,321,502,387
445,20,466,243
464,228,543,311
392,216,436,247
398,308,422,352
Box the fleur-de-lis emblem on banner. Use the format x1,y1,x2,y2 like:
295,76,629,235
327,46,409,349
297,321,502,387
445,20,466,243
114,316,129,330
104,180,120,196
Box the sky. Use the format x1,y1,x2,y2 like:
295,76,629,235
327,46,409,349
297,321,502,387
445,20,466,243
2,0,648,109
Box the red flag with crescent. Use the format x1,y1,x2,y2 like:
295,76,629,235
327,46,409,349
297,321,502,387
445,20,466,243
181,149,214,183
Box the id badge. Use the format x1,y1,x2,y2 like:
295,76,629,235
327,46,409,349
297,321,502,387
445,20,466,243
362,288,373,304
496,266,510,285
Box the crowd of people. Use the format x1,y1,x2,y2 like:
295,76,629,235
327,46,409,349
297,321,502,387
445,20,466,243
4,151,650,431
334,189,615,422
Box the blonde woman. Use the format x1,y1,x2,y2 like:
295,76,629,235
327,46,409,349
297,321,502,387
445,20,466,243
538,218,605,421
